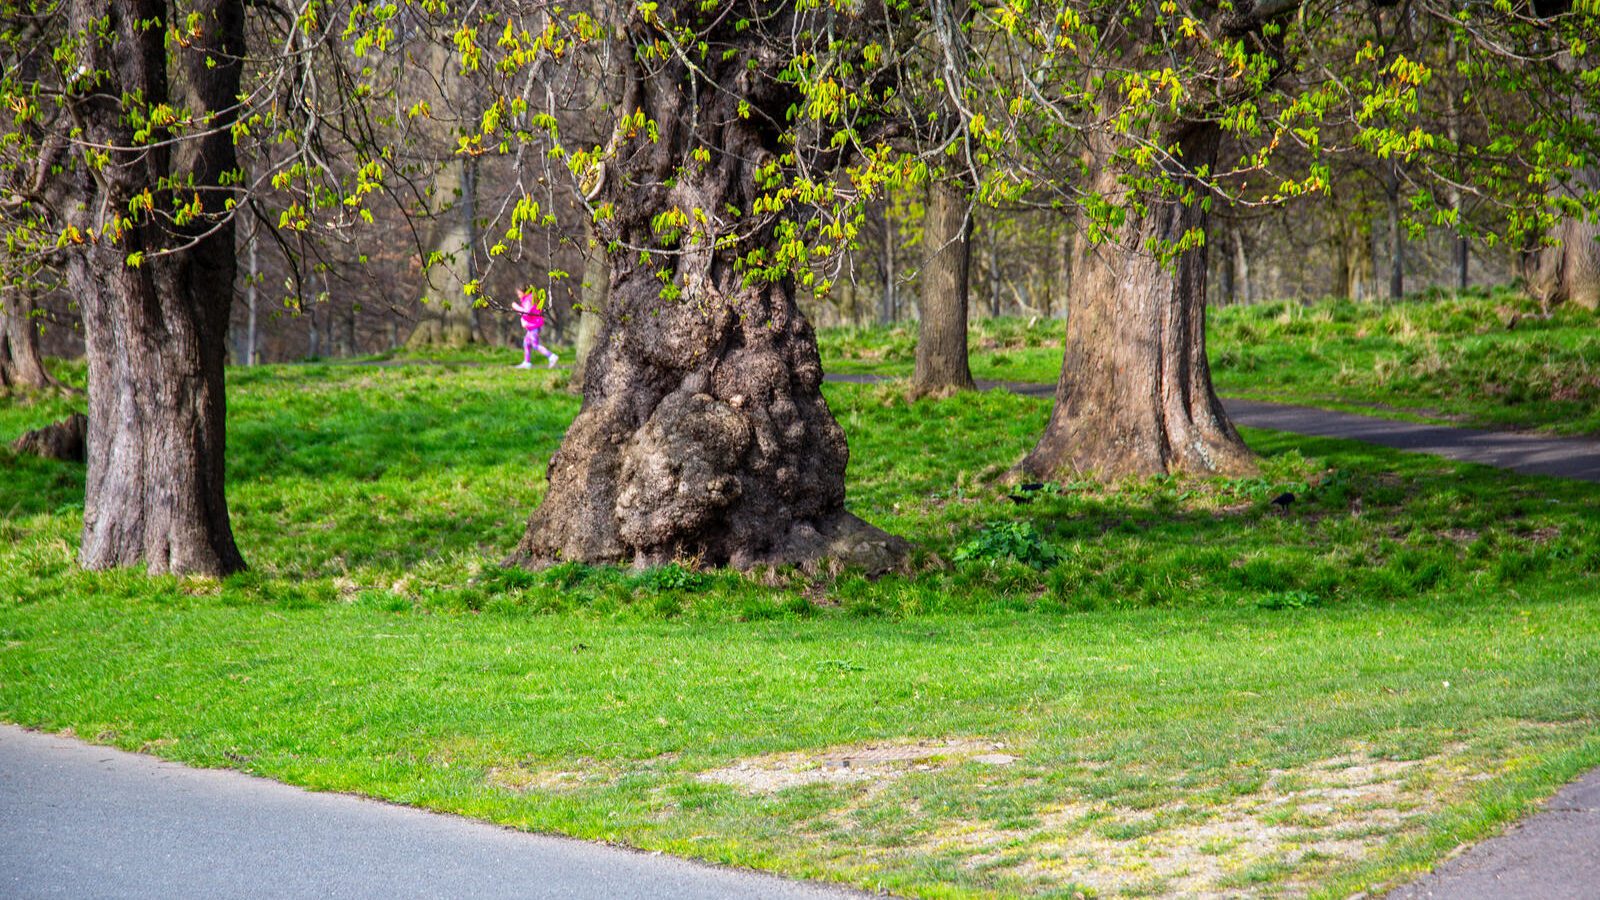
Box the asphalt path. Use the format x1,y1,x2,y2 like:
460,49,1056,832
1384,768,1600,900
0,725,868,900
824,372,1600,483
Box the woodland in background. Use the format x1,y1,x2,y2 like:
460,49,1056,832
13,180,1527,363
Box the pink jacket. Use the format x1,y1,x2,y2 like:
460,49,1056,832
514,295,544,330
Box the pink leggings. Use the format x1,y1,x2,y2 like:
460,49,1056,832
523,328,555,364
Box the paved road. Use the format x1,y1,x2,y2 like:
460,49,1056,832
1385,769,1600,900
0,725,867,900
825,373,1600,483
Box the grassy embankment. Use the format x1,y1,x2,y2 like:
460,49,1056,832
2,348,1599,898
821,287,1600,435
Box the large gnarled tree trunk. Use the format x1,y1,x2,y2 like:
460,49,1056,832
63,0,244,575
0,291,57,390
1020,126,1255,481
1526,169,1600,312
911,183,977,396
509,7,906,572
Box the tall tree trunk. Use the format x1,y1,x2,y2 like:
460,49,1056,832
65,0,244,575
244,217,259,365
1231,222,1253,306
1019,126,1255,482
985,217,1001,317
0,291,58,390
405,48,484,350
1526,213,1600,312
911,183,976,396
509,9,906,572
1384,162,1405,300
879,204,898,325
569,226,610,393
1444,34,1470,294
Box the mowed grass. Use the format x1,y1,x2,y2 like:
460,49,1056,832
820,287,1600,435
3,358,1600,897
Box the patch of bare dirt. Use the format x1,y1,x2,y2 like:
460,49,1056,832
697,738,1016,793
911,743,1496,898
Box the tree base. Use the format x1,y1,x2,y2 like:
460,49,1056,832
11,413,87,463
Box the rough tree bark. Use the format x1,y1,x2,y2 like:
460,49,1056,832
1018,126,1256,481
0,291,57,390
1525,169,1600,312
61,0,245,574
911,183,976,396
508,7,907,572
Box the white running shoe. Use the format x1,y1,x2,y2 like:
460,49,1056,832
548,354,560,369
515,361,534,369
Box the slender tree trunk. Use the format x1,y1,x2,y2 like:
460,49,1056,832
880,205,898,325
65,0,244,575
0,291,58,390
1019,126,1255,482
1384,162,1405,300
406,47,484,350
569,226,610,393
509,8,906,572
245,219,259,365
1231,223,1253,306
1217,226,1236,306
985,217,1001,317
1446,32,1470,294
911,183,976,396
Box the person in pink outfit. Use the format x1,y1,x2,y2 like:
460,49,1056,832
512,291,558,369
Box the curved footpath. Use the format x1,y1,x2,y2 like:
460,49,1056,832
6,371,1598,898
0,725,865,900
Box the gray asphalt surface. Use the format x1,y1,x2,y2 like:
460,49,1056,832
0,725,868,900
1385,769,1600,900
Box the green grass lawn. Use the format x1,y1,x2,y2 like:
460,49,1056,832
3,358,1600,898
820,287,1600,435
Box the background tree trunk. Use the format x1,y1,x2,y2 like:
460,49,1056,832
0,291,58,390
66,0,244,575
405,47,484,350
911,183,976,396
1526,168,1600,312
1384,162,1405,300
509,7,906,572
879,205,898,325
568,226,610,393
1020,126,1255,482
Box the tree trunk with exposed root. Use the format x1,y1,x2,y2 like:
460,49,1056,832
508,6,906,573
63,0,245,575
1019,126,1255,482
0,291,57,391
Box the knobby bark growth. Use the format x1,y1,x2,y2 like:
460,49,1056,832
0,291,57,390
1525,168,1600,313
911,183,977,396
1020,126,1255,481
61,0,245,574
509,6,907,572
